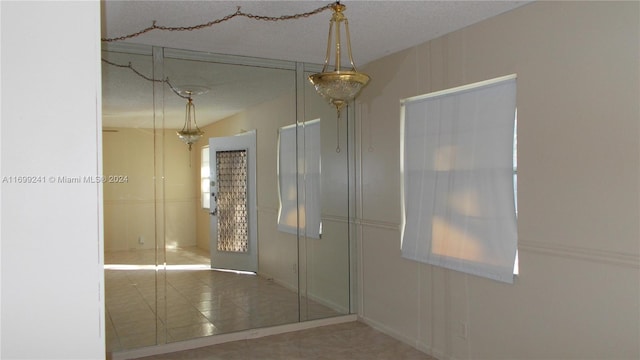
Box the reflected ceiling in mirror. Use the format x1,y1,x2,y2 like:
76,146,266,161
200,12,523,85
102,44,296,129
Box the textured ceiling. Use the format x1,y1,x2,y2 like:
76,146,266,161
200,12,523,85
101,1,532,128
102,0,531,65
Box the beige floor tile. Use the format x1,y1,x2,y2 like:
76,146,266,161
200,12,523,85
133,322,437,360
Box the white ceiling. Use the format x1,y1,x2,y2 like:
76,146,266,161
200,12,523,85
101,0,532,129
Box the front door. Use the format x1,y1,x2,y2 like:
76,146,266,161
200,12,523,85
209,130,258,273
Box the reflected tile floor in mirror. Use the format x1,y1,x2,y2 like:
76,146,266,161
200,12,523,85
105,247,339,352
133,321,437,360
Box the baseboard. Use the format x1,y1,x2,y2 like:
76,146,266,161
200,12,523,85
110,314,357,360
260,271,350,315
358,315,450,360
257,270,297,294
302,288,350,315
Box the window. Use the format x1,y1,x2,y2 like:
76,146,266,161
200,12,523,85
400,75,518,283
277,119,322,238
513,113,518,217
201,146,210,209
513,114,519,275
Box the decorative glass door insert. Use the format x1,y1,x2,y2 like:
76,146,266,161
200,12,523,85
216,150,249,252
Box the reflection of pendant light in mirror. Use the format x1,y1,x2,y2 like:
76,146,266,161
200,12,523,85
176,86,209,151
309,2,370,152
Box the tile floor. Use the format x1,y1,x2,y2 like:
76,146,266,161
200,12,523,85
133,321,438,360
105,247,340,353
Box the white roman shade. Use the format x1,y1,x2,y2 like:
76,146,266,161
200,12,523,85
401,75,518,283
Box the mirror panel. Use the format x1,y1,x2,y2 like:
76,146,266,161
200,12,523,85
164,53,300,340
102,45,166,351
299,69,352,321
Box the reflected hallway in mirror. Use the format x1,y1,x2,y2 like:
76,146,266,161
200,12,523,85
102,44,354,354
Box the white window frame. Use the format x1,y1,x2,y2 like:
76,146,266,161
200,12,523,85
201,145,210,209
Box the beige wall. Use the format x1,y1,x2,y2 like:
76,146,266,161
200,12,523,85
103,128,197,252
356,2,639,359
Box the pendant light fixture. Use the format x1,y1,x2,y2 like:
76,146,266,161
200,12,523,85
176,87,208,151
309,1,370,152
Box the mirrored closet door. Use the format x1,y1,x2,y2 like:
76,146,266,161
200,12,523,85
102,44,355,354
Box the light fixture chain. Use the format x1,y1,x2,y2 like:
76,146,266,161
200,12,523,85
102,3,336,43
101,58,189,99
336,108,341,153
